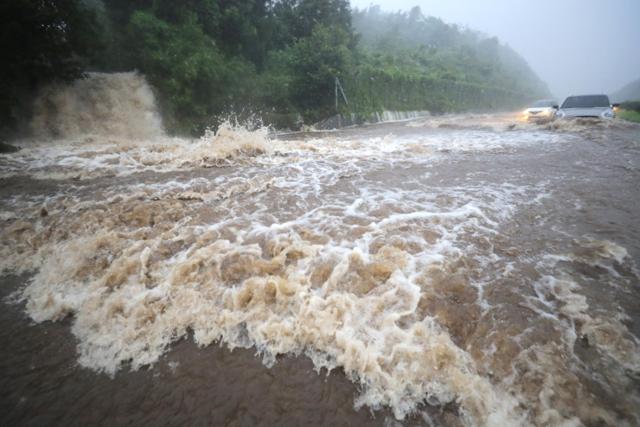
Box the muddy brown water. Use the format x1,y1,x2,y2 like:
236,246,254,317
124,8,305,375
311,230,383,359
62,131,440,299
0,274,397,427
1,114,640,427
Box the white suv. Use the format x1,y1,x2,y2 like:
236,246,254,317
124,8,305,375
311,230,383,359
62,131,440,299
556,94,616,119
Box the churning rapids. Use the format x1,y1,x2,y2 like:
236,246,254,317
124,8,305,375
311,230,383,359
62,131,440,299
1,73,639,427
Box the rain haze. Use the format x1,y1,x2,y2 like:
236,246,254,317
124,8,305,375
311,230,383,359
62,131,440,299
350,0,640,100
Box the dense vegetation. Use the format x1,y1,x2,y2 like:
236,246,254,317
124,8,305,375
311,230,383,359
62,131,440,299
348,7,549,114
2,0,549,136
618,110,640,123
618,101,640,123
0,0,102,138
620,101,640,111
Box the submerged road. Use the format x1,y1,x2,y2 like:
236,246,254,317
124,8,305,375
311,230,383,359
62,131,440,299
1,114,639,426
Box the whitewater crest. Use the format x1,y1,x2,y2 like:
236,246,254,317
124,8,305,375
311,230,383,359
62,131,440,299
0,72,275,180
2,179,534,426
30,72,164,140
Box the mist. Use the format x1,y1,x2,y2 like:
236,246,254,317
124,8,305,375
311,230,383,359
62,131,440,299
350,0,640,101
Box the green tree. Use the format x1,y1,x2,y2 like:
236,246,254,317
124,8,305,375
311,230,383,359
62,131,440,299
0,0,101,137
128,10,256,133
288,24,353,118
271,0,353,42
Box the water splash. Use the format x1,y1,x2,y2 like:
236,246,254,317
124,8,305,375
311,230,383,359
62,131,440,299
30,72,164,140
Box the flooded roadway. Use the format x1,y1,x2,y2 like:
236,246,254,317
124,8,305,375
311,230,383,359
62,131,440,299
1,76,640,427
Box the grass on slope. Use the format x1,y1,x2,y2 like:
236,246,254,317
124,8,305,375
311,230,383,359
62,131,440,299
618,109,640,123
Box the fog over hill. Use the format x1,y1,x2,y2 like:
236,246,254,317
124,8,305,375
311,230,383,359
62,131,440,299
612,78,640,103
352,6,550,99
351,0,640,101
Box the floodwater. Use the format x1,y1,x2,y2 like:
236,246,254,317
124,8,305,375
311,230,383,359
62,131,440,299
1,73,640,426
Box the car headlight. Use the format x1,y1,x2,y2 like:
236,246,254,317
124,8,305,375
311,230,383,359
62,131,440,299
601,110,614,118
556,110,566,118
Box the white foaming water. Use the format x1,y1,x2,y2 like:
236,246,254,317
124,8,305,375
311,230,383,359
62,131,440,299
0,121,275,180
408,112,640,138
2,73,640,426
3,175,538,425
31,72,164,140
376,110,431,122
528,240,640,374
0,126,561,181
1,72,274,180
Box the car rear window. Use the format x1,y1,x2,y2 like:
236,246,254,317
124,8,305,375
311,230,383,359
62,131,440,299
561,95,610,108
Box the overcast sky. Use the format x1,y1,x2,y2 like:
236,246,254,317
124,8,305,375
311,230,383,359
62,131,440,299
350,0,640,100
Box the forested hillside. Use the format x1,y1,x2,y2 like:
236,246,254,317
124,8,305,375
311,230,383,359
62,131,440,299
347,6,550,116
1,0,550,136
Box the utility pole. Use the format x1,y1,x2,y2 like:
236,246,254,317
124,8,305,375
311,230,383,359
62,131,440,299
335,76,348,128
335,77,348,109
335,77,339,111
